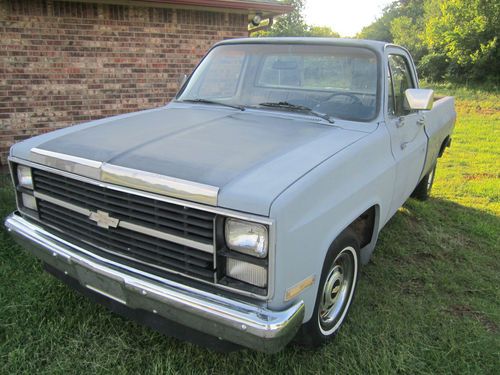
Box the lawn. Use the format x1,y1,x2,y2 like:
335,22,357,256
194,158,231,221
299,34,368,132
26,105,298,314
1,85,498,374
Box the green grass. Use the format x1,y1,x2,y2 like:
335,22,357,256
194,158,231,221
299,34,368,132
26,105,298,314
1,86,499,374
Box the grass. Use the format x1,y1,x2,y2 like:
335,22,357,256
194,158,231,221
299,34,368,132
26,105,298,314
1,85,499,374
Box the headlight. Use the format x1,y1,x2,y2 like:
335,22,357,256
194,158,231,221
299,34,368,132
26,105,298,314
225,218,268,258
226,258,267,288
17,165,33,189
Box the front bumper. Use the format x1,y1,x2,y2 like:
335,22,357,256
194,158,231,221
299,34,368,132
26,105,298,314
4,212,304,353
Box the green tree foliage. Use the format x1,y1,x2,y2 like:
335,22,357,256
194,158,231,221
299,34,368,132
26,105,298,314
256,0,339,37
307,26,340,38
263,0,307,36
358,0,499,83
424,0,499,81
358,2,401,42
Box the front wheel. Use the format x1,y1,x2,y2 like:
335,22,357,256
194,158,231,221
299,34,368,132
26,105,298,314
297,228,360,348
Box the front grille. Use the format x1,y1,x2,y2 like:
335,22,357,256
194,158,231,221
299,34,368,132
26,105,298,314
32,169,216,282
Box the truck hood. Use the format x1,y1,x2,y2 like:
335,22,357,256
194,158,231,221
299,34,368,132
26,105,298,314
11,104,369,215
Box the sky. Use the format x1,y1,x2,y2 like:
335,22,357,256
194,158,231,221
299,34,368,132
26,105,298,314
303,0,393,37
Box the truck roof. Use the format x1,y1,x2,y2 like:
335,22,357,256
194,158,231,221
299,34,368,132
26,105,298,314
215,37,393,53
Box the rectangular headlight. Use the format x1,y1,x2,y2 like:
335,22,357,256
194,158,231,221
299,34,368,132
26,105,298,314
17,165,33,189
225,218,268,258
226,258,267,288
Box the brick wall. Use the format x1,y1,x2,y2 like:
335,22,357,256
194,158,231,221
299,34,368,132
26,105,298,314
0,0,249,165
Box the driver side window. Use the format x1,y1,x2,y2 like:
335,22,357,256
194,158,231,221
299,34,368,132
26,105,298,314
387,54,415,117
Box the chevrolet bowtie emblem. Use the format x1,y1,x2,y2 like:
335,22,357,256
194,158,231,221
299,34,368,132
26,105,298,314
89,210,120,229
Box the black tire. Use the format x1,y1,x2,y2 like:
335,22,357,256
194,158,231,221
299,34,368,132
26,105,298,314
296,228,360,348
411,163,437,201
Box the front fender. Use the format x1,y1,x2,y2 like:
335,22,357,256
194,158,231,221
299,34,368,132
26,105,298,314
268,125,395,322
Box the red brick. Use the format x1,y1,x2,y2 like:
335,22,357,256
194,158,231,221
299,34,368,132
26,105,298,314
0,0,248,165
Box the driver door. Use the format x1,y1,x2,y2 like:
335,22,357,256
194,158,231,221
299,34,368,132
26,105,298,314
386,51,427,213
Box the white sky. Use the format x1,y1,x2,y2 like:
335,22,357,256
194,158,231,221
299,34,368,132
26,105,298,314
303,0,393,37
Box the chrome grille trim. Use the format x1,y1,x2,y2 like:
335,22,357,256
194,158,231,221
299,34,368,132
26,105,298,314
37,200,215,281
101,164,219,206
34,191,91,216
30,148,219,206
31,148,102,180
30,167,218,282
34,191,214,253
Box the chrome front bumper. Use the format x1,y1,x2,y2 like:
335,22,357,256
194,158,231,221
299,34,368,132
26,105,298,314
4,212,304,353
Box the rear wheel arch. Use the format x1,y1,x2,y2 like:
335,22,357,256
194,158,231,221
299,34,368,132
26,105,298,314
438,135,451,157
346,205,379,250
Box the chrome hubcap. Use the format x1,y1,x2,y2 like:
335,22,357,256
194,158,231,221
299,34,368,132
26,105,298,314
319,248,356,334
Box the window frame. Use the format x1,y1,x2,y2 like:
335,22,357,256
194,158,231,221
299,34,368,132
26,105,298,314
386,53,417,117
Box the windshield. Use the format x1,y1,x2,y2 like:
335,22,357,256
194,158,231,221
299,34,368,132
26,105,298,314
177,43,379,122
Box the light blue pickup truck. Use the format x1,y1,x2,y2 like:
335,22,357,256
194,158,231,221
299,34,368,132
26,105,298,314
5,38,455,352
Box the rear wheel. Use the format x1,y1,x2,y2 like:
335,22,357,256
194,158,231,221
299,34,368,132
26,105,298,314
412,163,437,201
297,228,360,348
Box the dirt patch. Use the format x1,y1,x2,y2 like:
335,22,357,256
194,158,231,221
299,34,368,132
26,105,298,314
412,251,439,261
400,277,426,295
456,101,499,115
463,173,498,181
446,305,498,333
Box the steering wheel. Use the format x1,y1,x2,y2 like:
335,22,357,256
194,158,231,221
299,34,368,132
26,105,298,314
320,92,363,106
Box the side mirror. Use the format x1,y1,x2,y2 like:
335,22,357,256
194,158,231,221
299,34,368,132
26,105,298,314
178,74,189,88
404,89,434,110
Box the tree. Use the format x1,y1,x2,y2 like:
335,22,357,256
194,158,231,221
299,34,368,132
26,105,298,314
264,0,307,36
390,1,427,61
424,0,499,81
357,2,401,41
256,0,340,38
306,26,340,38
357,0,499,82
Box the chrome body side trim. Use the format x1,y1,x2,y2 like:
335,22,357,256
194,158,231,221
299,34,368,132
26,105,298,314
101,164,219,206
10,156,274,300
5,213,302,353
34,191,214,253
28,149,219,206
31,148,102,180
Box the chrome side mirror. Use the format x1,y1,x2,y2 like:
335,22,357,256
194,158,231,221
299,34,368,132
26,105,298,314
404,89,434,110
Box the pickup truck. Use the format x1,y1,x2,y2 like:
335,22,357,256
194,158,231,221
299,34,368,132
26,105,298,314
5,38,456,353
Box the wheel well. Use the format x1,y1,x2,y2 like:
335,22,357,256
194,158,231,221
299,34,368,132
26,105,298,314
438,136,450,157
347,206,376,248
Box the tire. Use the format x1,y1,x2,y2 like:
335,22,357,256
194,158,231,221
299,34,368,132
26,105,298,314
411,163,437,201
296,228,360,348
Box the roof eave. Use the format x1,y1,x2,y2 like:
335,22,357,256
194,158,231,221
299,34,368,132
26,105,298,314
141,0,292,16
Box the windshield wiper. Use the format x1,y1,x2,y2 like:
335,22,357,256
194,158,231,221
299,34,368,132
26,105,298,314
177,98,245,111
257,102,334,124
